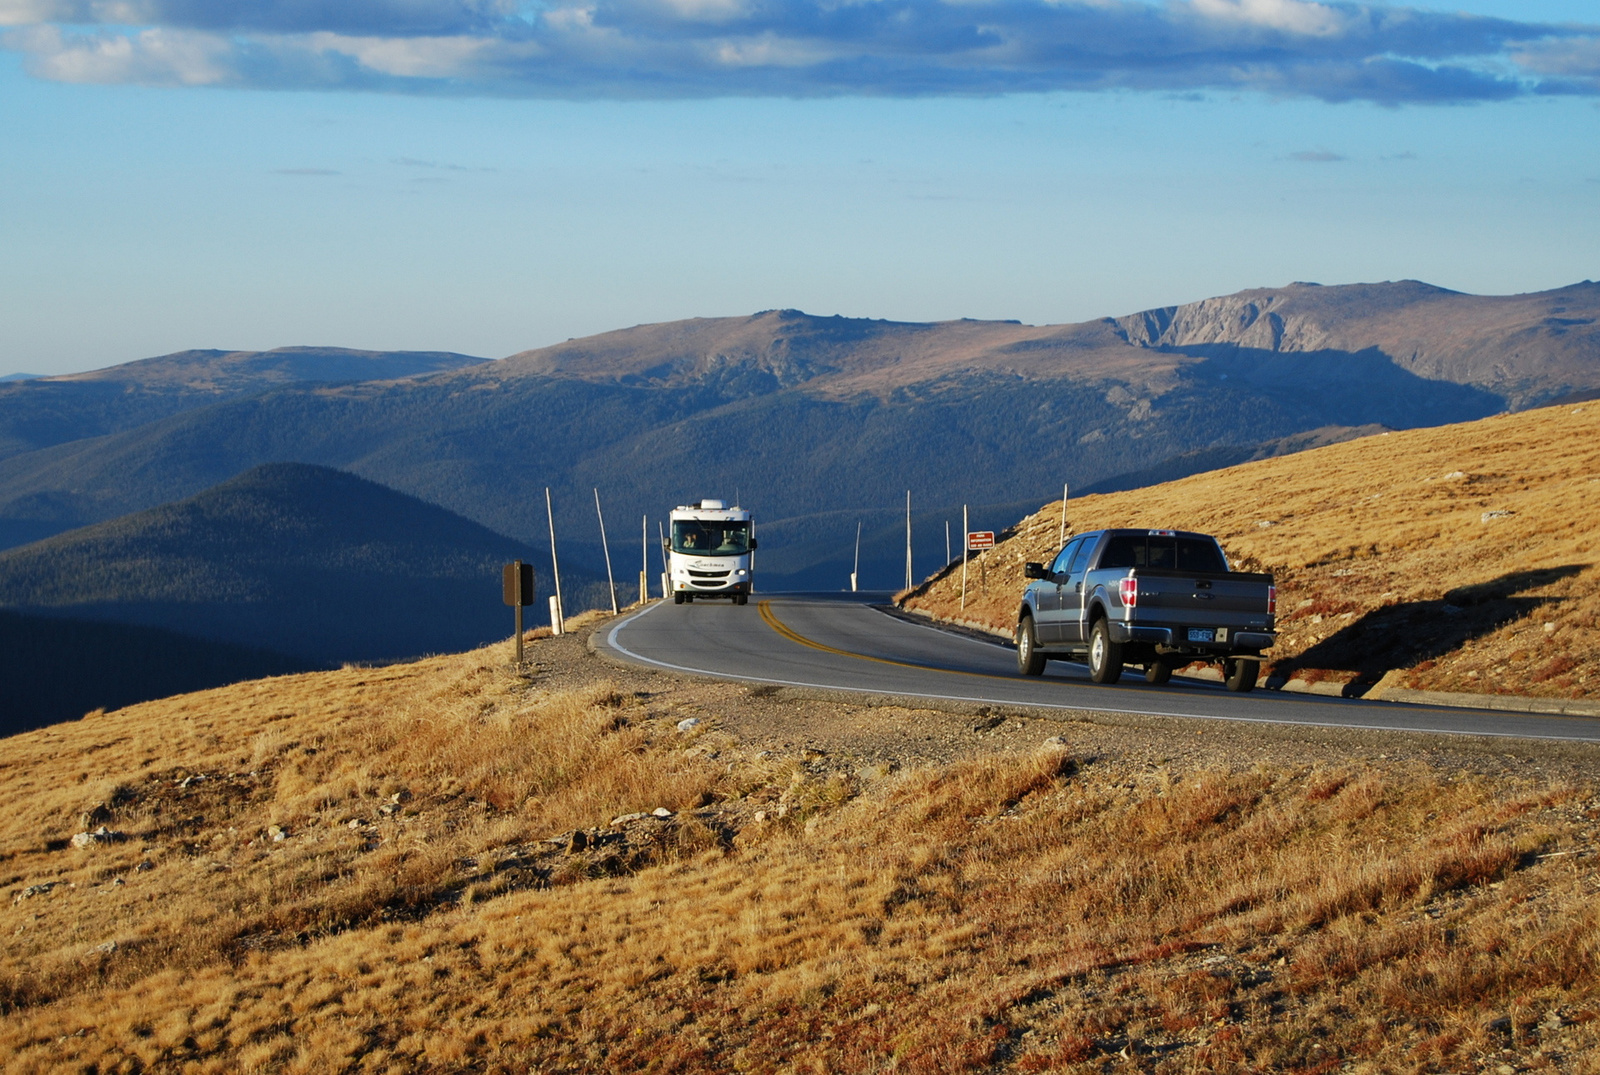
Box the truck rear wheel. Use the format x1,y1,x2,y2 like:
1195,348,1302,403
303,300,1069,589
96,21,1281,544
1016,616,1046,676
1224,658,1258,692
1088,620,1123,684
1144,659,1172,685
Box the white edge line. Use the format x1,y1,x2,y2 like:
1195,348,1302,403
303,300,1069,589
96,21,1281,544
601,602,1600,744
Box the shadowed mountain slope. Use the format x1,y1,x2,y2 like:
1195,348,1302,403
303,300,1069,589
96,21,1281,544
0,610,310,737
0,281,1593,589
0,463,543,664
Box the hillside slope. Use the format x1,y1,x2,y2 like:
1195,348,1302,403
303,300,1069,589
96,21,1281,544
904,403,1600,701
0,463,543,664
3,623,1598,1072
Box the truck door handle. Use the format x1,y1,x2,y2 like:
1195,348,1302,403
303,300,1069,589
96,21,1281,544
1075,583,1083,594
1194,593,1214,600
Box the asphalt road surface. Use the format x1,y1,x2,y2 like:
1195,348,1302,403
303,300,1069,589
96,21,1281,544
596,591,1600,744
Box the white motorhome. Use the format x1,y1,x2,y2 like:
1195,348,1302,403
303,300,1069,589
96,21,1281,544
666,499,755,604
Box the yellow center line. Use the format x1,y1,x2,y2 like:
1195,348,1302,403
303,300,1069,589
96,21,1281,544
757,598,1030,683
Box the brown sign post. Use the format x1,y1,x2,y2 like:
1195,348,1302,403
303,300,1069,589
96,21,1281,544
503,560,536,663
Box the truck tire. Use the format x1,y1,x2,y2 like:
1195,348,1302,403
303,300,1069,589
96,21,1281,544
1088,619,1123,684
735,593,748,606
1016,616,1046,676
1224,658,1258,693
1144,659,1172,685
673,592,685,605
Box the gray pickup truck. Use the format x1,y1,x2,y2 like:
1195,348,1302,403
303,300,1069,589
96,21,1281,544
1016,529,1276,691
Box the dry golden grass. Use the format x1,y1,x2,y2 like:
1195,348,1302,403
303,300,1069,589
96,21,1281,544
905,403,1600,698
5,621,1600,1072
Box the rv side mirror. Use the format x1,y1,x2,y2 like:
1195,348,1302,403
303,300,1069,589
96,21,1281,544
1023,562,1047,580
749,538,758,550
662,538,671,550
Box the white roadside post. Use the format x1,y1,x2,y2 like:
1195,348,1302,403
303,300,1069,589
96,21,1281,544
851,520,861,592
640,514,650,603
1058,482,1070,549
961,504,969,612
594,488,619,615
904,490,912,592
657,521,669,601
545,487,564,635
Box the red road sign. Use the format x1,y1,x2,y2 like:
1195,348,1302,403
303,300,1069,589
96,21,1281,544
967,531,995,551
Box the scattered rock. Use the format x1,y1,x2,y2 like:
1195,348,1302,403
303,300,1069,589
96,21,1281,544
1041,736,1070,751
652,807,674,818
568,830,589,852
176,774,207,789
267,825,288,842
80,803,113,829
676,717,702,733
1481,510,1515,522
134,860,153,873
1544,622,1557,633
70,826,122,849
1485,1015,1513,1036
610,812,648,827
971,715,1005,733
88,940,117,956
14,882,57,903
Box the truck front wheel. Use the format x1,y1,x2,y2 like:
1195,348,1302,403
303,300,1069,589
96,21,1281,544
673,592,685,605
1016,616,1046,676
735,593,748,606
1224,658,1258,693
1088,620,1124,684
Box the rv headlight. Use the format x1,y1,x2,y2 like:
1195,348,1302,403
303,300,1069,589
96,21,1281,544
736,569,747,576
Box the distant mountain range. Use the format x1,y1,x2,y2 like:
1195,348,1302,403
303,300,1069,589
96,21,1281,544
0,463,551,665
0,281,1595,595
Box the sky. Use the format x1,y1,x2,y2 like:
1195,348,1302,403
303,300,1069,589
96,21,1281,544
2,0,1598,376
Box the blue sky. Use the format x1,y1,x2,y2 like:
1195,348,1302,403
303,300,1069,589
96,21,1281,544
2,0,1598,375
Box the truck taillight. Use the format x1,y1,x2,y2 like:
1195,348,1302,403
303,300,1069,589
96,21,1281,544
1267,585,1277,615
1119,577,1137,608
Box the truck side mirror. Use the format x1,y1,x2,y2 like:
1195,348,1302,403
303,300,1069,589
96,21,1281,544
749,538,758,550
662,539,671,550
1023,562,1047,580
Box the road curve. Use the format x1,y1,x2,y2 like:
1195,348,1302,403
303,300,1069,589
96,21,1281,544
595,592,1600,743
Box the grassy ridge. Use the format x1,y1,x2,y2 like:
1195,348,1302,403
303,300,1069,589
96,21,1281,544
2,626,1596,1072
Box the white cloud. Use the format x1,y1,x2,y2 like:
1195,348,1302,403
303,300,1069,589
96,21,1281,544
1188,0,1351,38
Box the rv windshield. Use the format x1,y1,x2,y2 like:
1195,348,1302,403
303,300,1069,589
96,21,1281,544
671,520,752,557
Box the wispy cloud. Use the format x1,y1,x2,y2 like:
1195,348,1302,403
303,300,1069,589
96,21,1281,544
1,0,1596,104
1290,150,1346,161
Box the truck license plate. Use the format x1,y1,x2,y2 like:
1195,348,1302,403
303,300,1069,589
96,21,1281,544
1187,628,1215,643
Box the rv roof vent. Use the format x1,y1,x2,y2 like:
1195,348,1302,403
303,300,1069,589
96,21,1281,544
699,499,726,510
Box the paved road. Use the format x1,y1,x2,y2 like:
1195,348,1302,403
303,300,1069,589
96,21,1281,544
596,591,1600,743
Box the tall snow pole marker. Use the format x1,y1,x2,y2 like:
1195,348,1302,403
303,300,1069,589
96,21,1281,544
945,520,951,566
594,488,618,615
904,490,913,592
1058,483,1070,549
658,521,669,600
961,504,969,612
851,520,861,592
545,487,564,635
641,514,650,603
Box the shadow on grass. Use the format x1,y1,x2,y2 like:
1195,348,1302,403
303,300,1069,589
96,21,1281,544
1270,564,1590,697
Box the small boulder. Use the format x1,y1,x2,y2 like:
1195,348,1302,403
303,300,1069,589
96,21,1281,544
267,825,288,842
70,826,122,849
676,717,702,733
1040,736,1070,751
651,807,674,818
